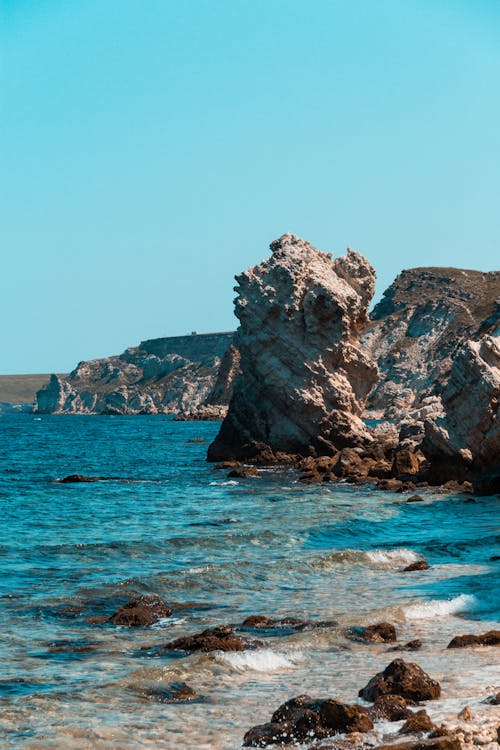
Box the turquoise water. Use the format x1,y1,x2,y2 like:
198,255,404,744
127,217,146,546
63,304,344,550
0,415,498,748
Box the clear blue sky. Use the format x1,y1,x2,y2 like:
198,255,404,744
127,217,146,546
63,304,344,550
1,0,498,374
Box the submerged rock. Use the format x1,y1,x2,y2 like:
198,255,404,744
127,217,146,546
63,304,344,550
373,738,461,750
135,681,198,703
227,466,261,478
359,659,441,702
57,474,101,483
110,594,172,627
447,630,500,648
208,234,378,462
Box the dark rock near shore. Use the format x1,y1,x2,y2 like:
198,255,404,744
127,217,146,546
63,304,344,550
164,625,252,653
110,594,172,626
363,622,397,643
359,659,441,702
370,694,412,721
400,709,435,734
243,695,373,747
135,681,198,703
403,560,430,572
447,630,500,648
389,639,423,652
227,467,261,478
373,738,461,750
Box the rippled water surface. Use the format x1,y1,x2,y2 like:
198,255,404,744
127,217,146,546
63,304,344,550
0,415,499,748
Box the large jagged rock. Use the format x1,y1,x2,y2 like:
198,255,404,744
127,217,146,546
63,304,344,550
363,268,500,417
34,333,235,415
208,234,379,462
422,335,500,492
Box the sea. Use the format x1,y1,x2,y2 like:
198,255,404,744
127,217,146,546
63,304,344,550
0,414,499,749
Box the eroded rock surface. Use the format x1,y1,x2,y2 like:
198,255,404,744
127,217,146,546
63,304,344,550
209,234,378,462
422,335,500,492
358,659,441,702
35,332,235,415
363,267,500,417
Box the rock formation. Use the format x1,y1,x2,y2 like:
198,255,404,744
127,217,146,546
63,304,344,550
208,233,379,461
34,332,235,415
363,267,500,418
422,335,500,492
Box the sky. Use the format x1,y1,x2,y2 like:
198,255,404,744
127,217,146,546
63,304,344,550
1,0,499,374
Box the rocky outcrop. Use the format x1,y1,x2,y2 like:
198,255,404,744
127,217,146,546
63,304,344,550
110,594,172,627
208,234,379,462
359,659,441,702
34,332,235,415
422,335,499,492
363,267,500,418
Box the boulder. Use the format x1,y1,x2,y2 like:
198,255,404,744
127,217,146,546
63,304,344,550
400,709,435,734
208,234,378,462
358,659,441,702
447,630,500,648
110,594,172,626
363,622,397,643
164,625,250,653
243,695,373,747
370,694,412,721
403,560,430,572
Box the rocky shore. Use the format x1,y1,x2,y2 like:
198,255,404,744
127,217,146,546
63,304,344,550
208,234,499,495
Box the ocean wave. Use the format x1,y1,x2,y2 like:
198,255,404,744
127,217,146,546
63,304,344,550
215,648,304,673
311,547,422,569
402,594,477,620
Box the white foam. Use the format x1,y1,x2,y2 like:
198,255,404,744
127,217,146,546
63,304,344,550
209,480,238,486
403,594,477,620
216,648,304,673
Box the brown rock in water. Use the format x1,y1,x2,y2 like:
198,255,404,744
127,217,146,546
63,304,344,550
208,234,378,462
359,659,441,702
392,449,420,478
389,639,423,652
403,560,430,572
406,495,424,503
243,695,373,747
227,466,261,478
363,622,397,643
243,722,293,747
110,594,172,627
447,630,500,648
400,709,435,734
373,738,461,750
318,700,374,733
137,681,198,703
371,694,412,721
165,625,249,653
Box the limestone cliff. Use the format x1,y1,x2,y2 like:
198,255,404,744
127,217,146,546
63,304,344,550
208,234,379,461
363,267,500,416
34,333,235,415
422,335,500,492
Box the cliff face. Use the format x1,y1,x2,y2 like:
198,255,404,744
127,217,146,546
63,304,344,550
363,267,500,415
34,333,235,415
422,335,500,492
208,234,379,461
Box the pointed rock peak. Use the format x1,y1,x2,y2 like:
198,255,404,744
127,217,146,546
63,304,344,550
269,233,316,255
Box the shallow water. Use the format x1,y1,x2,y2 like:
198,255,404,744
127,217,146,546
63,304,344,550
0,415,499,748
